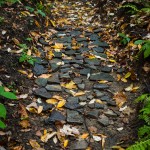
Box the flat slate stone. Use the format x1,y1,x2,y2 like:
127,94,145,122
93,47,104,53
94,90,105,97
38,37,49,45
45,110,66,124
35,57,48,65
98,115,109,126
89,34,100,41
99,41,109,47
67,110,83,124
79,95,87,101
93,28,102,33
104,109,117,117
101,96,111,101
77,83,85,90
86,110,99,119
92,52,107,58
48,73,60,84
35,78,47,87
67,97,79,103
101,66,112,73
93,84,109,89
59,72,70,79
50,63,60,72
65,102,81,109
73,78,82,84
107,100,116,106
84,58,100,66
95,103,105,109
80,68,91,75
46,84,62,92
33,64,48,76
90,72,114,82
65,50,76,55
37,102,53,112
76,37,87,42
34,88,52,98
71,140,88,150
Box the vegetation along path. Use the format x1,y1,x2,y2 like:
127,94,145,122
0,0,147,149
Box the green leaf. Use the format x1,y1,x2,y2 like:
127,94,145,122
0,86,4,95
134,40,145,45
1,91,17,100
37,9,46,17
0,103,6,119
0,120,6,129
25,6,35,12
144,47,150,58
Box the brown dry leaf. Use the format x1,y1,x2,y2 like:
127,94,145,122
27,49,31,56
46,98,58,105
12,146,23,150
19,120,30,128
12,38,20,45
17,94,28,99
88,126,97,133
38,106,43,114
35,20,41,28
98,80,108,84
56,100,66,109
113,92,127,108
28,72,33,78
125,84,139,92
86,147,92,150
45,17,49,27
74,91,85,97
30,31,40,39
4,86,10,92
29,139,41,149
63,139,69,148
38,74,52,79
26,102,38,113
19,103,28,119
117,74,121,81
80,133,89,139
61,81,77,89
18,70,28,75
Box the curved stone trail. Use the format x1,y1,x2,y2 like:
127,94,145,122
31,0,134,149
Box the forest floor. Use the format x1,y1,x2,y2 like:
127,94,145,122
0,0,150,150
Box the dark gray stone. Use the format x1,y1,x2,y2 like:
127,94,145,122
90,72,114,82
91,52,107,58
48,73,60,84
93,47,104,53
101,96,111,101
94,28,102,33
76,37,87,42
45,110,66,124
75,55,84,60
94,90,105,97
117,68,125,73
101,66,112,73
54,52,62,58
33,64,48,76
60,68,71,73
87,110,99,118
36,47,45,57
67,97,79,103
46,84,62,92
87,95,94,99
104,109,117,117
34,57,48,65
95,103,105,109
59,72,70,79
55,27,67,31
67,110,83,124
37,102,53,112
39,37,49,45
70,31,81,37
77,84,85,90
98,115,109,126
73,78,82,84
88,103,95,109
71,140,88,150
65,102,81,109
34,88,52,98
65,50,76,55
79,95,87,101
98,41,109,47
107,101,116,106
50,63,59,72
84,64,97,70
93,84,109,89
84,58,100,66
35,78,47,87
80,68,91,75
89,34,100,41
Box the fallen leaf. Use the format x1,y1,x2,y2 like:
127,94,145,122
53,136,58,144
29,139,41,149
26,102,38,113
18,70,28,75
35,20,41,28
46,98,58,105
93,135,101,141
50,20,56,27
38,106,43,114
56,100,66,109
38,74,52,78
52,95,65,101
80,133,89,139
52,43,64,50
61,81,77,89
12,146,23,150
17,94,28,99
63,139,69,148
125,84,139,92
124,72,131,79
113,92,127,108
112,145,125,150
70,90,85,97
98,80,108,83
19,103,28,119
19,120,30,128
41,131,57,143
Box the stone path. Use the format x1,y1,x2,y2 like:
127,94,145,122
30,1,135,149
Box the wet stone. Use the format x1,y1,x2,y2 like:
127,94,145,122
65,102,81,109
101,66,112,73
85,58,101,66
82,41,88,47
93,28,102,33
95,103,105,109
45,110,66,124
107,100,116,106
67,110,83,124
104,109,117,117
77,83,85,90
88,103,95,109
93,84,109,89
84,64,97,70
79,95,87,101
50,63,60,72
36,47,45,57
34,57,48,65
70,31,81,37
60,68,71,73
94,90,105,97
38,37,49,45
80,68,91,75
33,64,48,76
87,95,94,99
71,140,88,150
48,73,60,84
90,72,114,82
67,97,79,103
86,110,99,119
80,47,89,52
101,96,111,101
99,41,109,47
89,34,100,41
34,88,52,98
53,52,62,58
91,52,107,58
55,27,67,31
93,47,104,53
35,78,47,87
59,72,70,79
98,115,109,126
75,55,84,60
46,84,62,92
73,78,82,84
70,60,83,65
76,37,87,42
64,50,76,55
37,102,53,112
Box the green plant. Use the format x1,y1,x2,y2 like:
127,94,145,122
118,33,131,45
127,94,150,149
120,4,139,14
0,86,17,129
134,40,150,58
0,16,4,23
0,0,19,6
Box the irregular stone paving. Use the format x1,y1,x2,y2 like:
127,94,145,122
31,1,134,149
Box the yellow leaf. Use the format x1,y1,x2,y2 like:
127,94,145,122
35,20,41,28
124,84,133,92
113,92,127,108
61,81,77,89
12,38,20,45
46,99,58,104
109,59,116,63
38,74,52,78
29,139,41,149
117,74,121,81
112,145,125,150
52,43,64,50
121,77,127,83
52,95,64,101
45,17,49,27
72,91,85,97
56,100,66,108
98,80,108,83
80,133,89,139
27,49,31,56
124,72,131,79
38,106,43,114
18,70,28,75
50,20,56,27
132,86,139,92
95,99,103,104
47,50,54,60
64,139,69,148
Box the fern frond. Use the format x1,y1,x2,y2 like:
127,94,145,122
120,4,139,12
138,125,150,138
141,8,150,14
127,139,150,150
